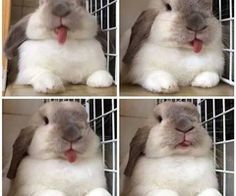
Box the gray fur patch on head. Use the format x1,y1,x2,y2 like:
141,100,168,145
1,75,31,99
153,101,200,122
167,0,218,45
123,9,158,66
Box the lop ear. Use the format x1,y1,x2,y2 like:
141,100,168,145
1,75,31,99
77,0,86,7
4,15,30,60
124,126,152,177
7,126,37,179
96,28,115,55
123,9,158,66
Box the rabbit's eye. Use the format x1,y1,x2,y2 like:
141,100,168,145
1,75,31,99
157,116,163,123
165,3,172,11
43,117,49,125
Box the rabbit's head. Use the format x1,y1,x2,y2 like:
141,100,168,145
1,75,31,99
149,0,221,52
31,0,97,43
7,102,100,179
123,0,222,65
124,102,212,177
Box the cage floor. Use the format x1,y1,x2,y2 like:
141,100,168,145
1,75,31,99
120,83,234,97
4,84,117,96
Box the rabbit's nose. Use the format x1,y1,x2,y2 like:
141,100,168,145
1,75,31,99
52,1,71,17
62,124,82,142
186,12,208,32
175,116,194,133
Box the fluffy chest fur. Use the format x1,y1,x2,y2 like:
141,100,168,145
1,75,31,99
128,156,218,196
9,156,107,196
16,39,106,84
131,42,224,86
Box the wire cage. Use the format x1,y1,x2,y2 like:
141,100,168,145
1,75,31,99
157,99,234,196
45,99,118,196
87,0,118,84
213,0,235,85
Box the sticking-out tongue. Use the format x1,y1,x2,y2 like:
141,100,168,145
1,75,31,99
64,149,77,163
55,26,68,44
191,39,203,53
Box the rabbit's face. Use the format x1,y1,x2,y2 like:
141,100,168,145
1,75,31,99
28,102,100,162
34,0,97,42
145,102,212,158
151,0,221,52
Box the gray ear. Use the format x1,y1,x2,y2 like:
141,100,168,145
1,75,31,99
4,14,30,60
77,0,86,7
96,28,115,55
7,126,37,179
123,9,158,66
124,126,152,177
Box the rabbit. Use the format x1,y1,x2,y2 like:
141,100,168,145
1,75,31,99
121,0,224,93
121,102,222,196
5,102,111,196
4,0,113,93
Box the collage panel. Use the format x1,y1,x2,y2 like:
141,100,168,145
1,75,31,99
120,0,234,97
2,0,118,96
1,0,235,196
3,99,117,196
120,99,234,196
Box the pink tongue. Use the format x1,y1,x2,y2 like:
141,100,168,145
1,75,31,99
64,149,77,163
56,26,68,44
191,39,203,53
180,141,192,147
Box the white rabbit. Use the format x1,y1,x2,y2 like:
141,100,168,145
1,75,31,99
5,102,111,196
121,102,222,196
5,0,113,93
121,0,224,93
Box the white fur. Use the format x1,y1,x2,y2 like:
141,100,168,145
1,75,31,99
122,156,221,196
8,156,109,196
122,4,224,93
87,70,114,87
7,103,111,196
141,71,179,93
86,188,112,196
147,189,179,196
192,72,220,88
15,6,113,93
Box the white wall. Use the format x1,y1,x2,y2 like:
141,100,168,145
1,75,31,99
120,0,149,35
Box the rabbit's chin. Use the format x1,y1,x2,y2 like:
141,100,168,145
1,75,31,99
145,140,212,159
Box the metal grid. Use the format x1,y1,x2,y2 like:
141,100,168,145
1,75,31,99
45,99,118,196
213,0,235,85
157,99,234,196
87,0,118,84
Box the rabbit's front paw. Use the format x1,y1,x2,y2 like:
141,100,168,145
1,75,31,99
86,188,111,196
192,72,220,88
33,189,66,196
198,188,222,196
142,71,179,93
32,73,65,93
87,70,113,87
147,189,179,196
